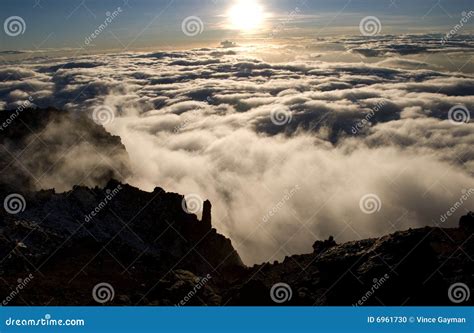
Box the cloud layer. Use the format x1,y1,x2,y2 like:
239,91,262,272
1,36,473,264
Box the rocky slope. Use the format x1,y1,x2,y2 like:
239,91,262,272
225,216,474,305
0,177,472,305
0,179,243,305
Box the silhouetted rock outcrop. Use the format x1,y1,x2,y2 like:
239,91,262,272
312,236,336,253
459,212,474,232
202,200,212,228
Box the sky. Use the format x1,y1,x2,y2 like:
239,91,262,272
0,0,473,52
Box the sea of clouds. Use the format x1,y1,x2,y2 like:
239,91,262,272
1,35,473,264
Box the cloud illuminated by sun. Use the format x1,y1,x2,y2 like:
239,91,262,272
226,0,265,32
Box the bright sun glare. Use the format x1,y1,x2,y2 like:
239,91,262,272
227,0,265,32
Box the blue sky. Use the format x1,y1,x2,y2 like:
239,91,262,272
0,0,472,51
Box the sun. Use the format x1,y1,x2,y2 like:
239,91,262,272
227,0,265,32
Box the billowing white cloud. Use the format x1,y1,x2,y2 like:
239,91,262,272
1,39,473,264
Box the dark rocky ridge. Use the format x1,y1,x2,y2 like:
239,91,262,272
0,107,472,305
0,180,243,305
0,107,130,191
